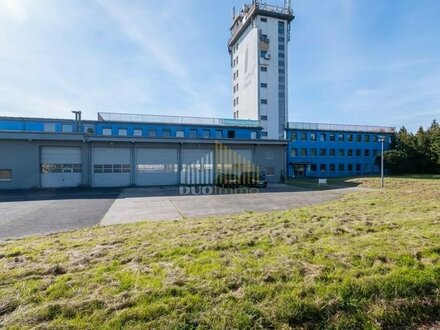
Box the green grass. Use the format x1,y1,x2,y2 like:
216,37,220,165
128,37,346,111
1,176,440,329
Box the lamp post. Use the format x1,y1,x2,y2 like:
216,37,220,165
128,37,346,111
378,136,385,187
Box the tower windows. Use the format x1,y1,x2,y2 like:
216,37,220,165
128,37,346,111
260,17,267,22
260,66,267,72
260,99,267,105
261,83,267,88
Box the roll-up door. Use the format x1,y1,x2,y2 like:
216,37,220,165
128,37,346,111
135,148,179,186
40,147,82,188
181,149,214,185
93,148,131,187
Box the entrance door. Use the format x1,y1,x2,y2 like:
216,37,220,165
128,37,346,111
293,165,305,177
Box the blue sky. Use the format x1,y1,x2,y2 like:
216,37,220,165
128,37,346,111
0,0,439,131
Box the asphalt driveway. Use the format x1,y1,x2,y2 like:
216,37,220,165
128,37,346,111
0,189,120,241
0,184,368,241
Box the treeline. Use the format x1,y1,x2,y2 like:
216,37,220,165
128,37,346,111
383,120,440,174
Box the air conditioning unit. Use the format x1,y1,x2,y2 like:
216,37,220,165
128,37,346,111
265,53,271,60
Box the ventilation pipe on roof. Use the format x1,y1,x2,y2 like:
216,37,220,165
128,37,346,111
72,111,82,133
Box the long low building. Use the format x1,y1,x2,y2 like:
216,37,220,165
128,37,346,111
0,112,287,190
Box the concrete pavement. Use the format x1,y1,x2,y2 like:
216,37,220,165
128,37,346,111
100,184,361,226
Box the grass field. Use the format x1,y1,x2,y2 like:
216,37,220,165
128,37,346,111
1,177,439,329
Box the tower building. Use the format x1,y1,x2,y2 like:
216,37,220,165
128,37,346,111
228,1,294,140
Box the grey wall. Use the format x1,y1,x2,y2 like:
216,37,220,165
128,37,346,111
255,145,286,183
0,138,286,190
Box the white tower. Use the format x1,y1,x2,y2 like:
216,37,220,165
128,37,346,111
228,1,294,140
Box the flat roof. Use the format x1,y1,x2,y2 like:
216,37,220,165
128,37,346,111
287,122,396,134
97,112,261,128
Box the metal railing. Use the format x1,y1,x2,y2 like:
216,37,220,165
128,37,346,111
98,112,261,128
287,122,396,133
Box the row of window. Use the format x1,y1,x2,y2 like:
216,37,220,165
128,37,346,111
93,164,131,174
307,163,378,173
291,148,379,157
233,70,239,80
233,83,239,93
291,132,390,143
41,164,82,173
100,128,258,139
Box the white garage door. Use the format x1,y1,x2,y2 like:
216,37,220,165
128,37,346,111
93,148,131,187
135,148,179,186
181,149,214,185
40,147,82,188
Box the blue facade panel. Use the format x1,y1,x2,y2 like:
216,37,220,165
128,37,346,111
286,129,393,178
0,117,262,140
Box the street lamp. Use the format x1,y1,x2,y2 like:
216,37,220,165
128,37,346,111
378,136,385,187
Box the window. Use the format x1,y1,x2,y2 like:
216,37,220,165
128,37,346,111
320,133,327,141
338,133,344,142
265,167,275,176
330,164,336,172
339,149,345,156
102,128,112,136
290,132,297,141
260,17,267,22
311,148,317,157
44,122,56,132
373,135,378,142
278,45,285,51
356,135,362,142
84,125,95,134
364,149,370,157
260,66,267,72
301,132,307,141
133,129,143,137
310,164,317,172
348,149,353,156
279,53,285,58
329,148,336,156
300,148,307,156
260,50,268,58
189,129,198,138
356,149,361,157
348,164,353,171
216,130,223,139
278,36,285,42
261,132,268,137
202,129,210,138
356,164,362,172
41,164,82,174
320,149,327,156
0,169,12,181
290,148,297,157
228,130,236,138
176,129,184,138
137,164,177,173
320,164,326,173
93,164,130,174
310,133,317,141
251,131,257,139
347,134,353,142
118,128,128,136
261,99,268,105
148,128,157,137
62,124,73,133
261,83,267,88
329,134,335,142
338,164,345,172
365,135,370,142
162,129,171,137
260,115,268,120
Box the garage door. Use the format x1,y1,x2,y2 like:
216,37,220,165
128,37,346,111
93,148,131,187
40,147,82,188
135,148,178,186
181,149,214,185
